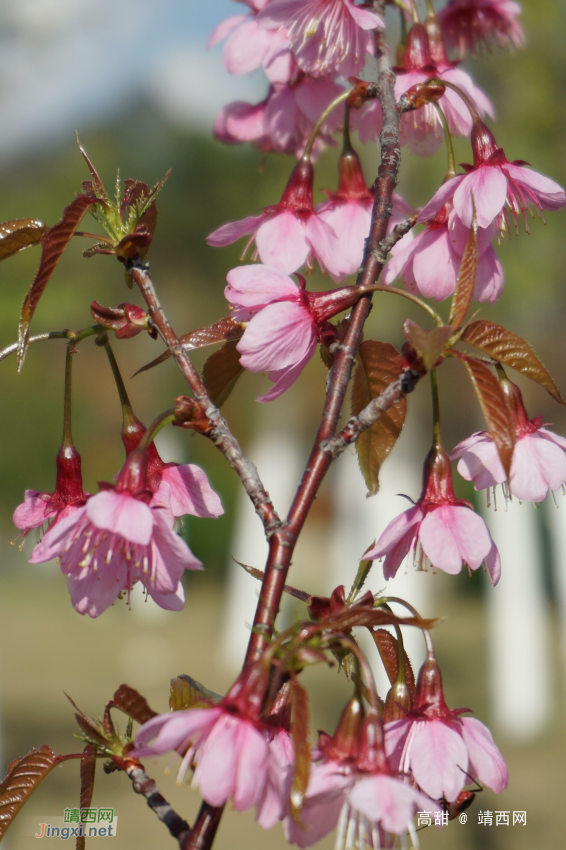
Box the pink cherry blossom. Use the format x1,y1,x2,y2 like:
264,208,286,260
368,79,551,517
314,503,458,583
14,447,88,538
316,145,416,280
150,463,224,519
438,0,525,59
208,6,293,83
258,0,384,79
364,446,501,584
29,489,202,617
385,653,508,802
134,706,272,810
133,668,292,824
419,123,566,233
284,758,437,847
214,76,343,158
208,156,347,277
451,381,566,502
225,264,363,401
384,204,503,302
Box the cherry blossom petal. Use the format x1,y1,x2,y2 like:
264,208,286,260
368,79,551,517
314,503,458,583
29,507,85,563
258,333,317,402
420,505,492,573
453,167,508,228
484,541,501,586
460,717,508,793
133,707,222,756
502,163,566,210
226,263,301,309
418,175,464,223
149,582,186,612
13,490,53,531
207,15,247,49
224,19,274,75
316,200,372,278
351,774,439,835
451,431,506,490
305,213,346,279
409,719,469,802
153,464,223,518
151,509,202,593
412,227,459,300
237,300,315,372
207,214,265,248
233,721,270,810
86,490,153,546
256,211,310,272
474,244,504,302
510,431,566,501
67,550,127,618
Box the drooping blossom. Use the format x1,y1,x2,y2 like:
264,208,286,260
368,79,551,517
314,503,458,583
316,143,416,280
214,75,343,158
133,666,292,824
120,411,224,521
383,200,503,302
208,156,348,277
258,0,384,79
14,444,87,538
438,0,525,58
359,23,494,155
451,378,566,503
365,444,501,584
225,264,366,401
285,697,439,848
419,119,566,233
208,2,293,84
29,449,203,617
385,651,508,802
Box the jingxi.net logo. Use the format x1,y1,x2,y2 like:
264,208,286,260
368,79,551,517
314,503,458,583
24,807,118,839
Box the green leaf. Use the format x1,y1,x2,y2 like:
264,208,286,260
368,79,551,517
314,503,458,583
202,339,244,407
0,746,61,840
461,319,566,405
169,675,221,711
348,559,373,602
352,341,407,495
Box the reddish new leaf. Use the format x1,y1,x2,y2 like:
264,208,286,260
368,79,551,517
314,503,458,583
202,340,244,407
289,676,310,823
0,218,46,261
462,319,566,405
371,629,416,699
134,316,243,376
169,675,221,712
455,352,515,478
0,746,61,839
403,320,452,372
322,608,440,633
449,214,477,329
18,194,97,368
77,746,96,850
77,137,109,204
111,684,158,725
352,341,407,495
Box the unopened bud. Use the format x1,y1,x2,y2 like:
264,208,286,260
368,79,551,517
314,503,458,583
401,82,445,113
91,301,156,339
173,395,211,434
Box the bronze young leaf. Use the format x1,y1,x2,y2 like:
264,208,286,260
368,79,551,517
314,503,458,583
0,218,46,261
351,340,407,495
462,318,566,404
449,211,478,330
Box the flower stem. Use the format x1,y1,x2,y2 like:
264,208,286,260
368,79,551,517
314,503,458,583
139,409,176,451
433,102,456,178
61,343,75,450
303,90,351,158
102,339,137,425
362,283,444,326
430,367,442,447
425,76,480,123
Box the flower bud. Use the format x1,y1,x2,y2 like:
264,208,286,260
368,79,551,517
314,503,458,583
91,301,155,339
320,696,365,762
173,395,211,434
401,81,445,112
470,118,502,167
404,23,433,71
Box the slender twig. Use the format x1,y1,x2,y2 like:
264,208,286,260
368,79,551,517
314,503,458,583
125,260,280,537
120,760,191,845
320,370,422,459
373,214,418,264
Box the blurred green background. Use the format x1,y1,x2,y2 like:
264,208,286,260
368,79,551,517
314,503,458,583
0,1,565,848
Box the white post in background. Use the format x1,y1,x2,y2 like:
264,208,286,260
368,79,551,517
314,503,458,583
481,497,552,739
327,420,431,697
544,497,566,685
220,431,303,673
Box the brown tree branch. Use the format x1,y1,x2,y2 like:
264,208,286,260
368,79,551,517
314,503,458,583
320,370,422,459
126,261,281,536
117,760,191,845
